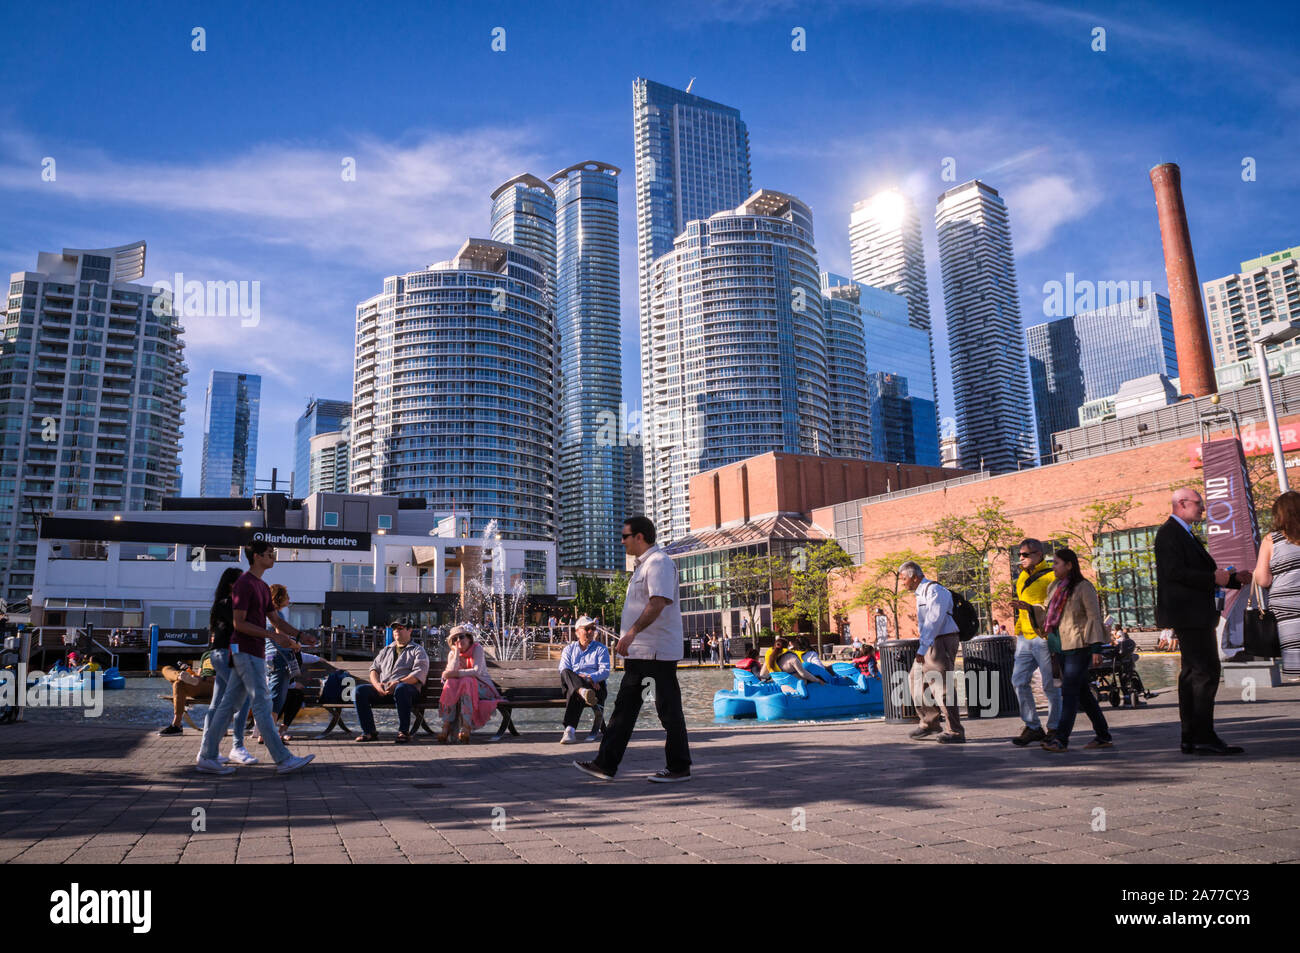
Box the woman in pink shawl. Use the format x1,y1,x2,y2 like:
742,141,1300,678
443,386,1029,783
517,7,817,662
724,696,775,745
437,625,502,743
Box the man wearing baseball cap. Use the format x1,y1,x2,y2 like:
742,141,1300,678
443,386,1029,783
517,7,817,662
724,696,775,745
558,616,610,745
354,618,429,743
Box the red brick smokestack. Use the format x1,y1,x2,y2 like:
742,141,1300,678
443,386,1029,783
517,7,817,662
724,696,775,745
1150,162,1217,397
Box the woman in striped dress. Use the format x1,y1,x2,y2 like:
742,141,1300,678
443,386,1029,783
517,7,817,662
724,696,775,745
1252,491,1300,675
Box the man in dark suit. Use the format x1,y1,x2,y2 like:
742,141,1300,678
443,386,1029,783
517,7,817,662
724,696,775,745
1154,489,1251,755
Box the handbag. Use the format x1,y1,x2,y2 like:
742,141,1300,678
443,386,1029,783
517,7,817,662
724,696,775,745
1243,583,1281,658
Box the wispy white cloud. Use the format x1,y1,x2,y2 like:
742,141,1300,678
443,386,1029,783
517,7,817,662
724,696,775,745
0,127,548,271
1004,174,1100,255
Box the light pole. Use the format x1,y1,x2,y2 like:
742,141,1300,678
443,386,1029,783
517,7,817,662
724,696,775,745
1251,321,1300,493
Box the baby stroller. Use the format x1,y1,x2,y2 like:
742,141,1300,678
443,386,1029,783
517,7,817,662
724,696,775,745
1090,638,1156,708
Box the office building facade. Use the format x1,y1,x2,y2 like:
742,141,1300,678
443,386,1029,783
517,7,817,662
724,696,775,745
1204,245,1300,366
935,180,1035,472
1027,294,1176,462
200,370,260,498
489,173,557,297
1,241,187,604
294,398,350,497
351,239,556,540
644,190,828,543
548,161,625,571
309,424,350,495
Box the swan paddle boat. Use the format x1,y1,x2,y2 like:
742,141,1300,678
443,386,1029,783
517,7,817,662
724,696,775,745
29,665,126,691
714,662,883,721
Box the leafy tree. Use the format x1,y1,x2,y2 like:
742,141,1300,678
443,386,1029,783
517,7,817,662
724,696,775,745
788,540,854,653
848,548,930,643
1245,451,1280,535
573,575,607,620
724,551,778,639
603,571,629,628
1054,496,1138,615
928,497,1023,631
772,605,803,636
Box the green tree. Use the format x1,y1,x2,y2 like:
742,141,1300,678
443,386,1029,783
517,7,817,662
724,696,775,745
724,551,778,639
928,497,1023,631
573,575,607,619
848,548,930,642
1054,496,1138,615
788,540,854,653
603,571,629,628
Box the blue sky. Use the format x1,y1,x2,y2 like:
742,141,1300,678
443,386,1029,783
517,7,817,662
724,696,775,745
2,0,1296,493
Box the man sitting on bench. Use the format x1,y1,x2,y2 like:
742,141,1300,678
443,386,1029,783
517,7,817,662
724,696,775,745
559,615,610,745
158,644,217,735
354,619,430,744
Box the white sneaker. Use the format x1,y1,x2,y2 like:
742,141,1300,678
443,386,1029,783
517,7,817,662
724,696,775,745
195,757,235,776
216,754,231,765
578,688,598,706
227,746,258,765
276,753,314,774
560,726,577,745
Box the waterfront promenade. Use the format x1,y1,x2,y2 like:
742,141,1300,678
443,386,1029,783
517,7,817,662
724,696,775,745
2,683,1297,864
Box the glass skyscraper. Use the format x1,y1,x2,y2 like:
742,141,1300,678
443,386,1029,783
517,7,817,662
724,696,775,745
1,241,187,603
351,239,556,540
820,274,872,460
935,179,1035,473
294,397,351,497
201,370,260,497
633,79,753,532
548,161,624,570
489,174,557,296
1027,294,1176,462
645,190,827,542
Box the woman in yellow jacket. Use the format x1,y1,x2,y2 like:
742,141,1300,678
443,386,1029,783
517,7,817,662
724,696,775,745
1032,548,1114,753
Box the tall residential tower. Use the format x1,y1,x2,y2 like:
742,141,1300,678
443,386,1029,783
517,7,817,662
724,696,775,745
548,161,625,571
935,180,1035,472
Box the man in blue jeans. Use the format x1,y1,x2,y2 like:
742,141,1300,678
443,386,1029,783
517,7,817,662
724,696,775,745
196,542,315,775
353,619,429,743
1009,538,1062,745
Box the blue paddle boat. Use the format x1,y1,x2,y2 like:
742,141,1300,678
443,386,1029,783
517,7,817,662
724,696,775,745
714,662,882,721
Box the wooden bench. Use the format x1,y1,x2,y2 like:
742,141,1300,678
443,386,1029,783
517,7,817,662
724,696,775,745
159,659,339,734
315,660,444,739
488,659,605,740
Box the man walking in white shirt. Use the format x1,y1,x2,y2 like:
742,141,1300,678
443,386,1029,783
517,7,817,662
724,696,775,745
574,516,691,783
900,561,964,743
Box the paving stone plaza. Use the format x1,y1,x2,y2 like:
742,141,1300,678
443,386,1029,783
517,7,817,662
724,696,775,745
2,683,1297,865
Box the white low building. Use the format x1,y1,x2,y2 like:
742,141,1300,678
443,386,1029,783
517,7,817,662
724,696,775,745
32,492,557,633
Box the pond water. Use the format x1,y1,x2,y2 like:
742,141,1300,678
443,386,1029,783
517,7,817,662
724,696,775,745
9,656,1182,733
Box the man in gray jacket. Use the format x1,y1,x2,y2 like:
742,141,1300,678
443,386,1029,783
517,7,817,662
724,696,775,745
354,618,430,743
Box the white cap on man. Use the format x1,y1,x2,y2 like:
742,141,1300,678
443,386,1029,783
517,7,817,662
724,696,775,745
574,615,597,629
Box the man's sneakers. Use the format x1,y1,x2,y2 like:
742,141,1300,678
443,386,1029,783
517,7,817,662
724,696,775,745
560,726,577,745
647,768,691,783
276,754,315,774
585,729,603,743
578,687,598,707
908,725,941,740
936,732,965,744
195,757,235,776
227,746,259,765
158,724,183,736
573,760,614,781
1012,725,1046,746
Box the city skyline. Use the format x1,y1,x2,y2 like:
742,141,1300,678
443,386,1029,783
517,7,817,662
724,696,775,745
1,1,1296,493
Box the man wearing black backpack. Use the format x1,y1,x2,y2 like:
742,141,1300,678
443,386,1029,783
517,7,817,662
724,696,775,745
900,561,964,743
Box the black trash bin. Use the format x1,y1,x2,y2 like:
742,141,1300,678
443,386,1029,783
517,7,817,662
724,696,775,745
879,638,920,724
960,635,1019,719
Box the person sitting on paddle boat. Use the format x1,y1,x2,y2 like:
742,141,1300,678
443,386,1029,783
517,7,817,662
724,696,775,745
159,639,217,735
354,618,429,744
760,636,827,685
733,642,761,673
796,637,834,680
67,651,100,674
851,644,879,678
438,624,503,744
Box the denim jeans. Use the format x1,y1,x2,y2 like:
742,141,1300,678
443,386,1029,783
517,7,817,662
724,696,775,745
266,649,291,717
199,652,291,764
1057,649,1111,746
202,648,250,747
1011,635,1061,730
354,682,420,735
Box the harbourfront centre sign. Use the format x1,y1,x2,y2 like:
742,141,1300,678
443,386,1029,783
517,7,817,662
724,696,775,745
39,517,372,551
